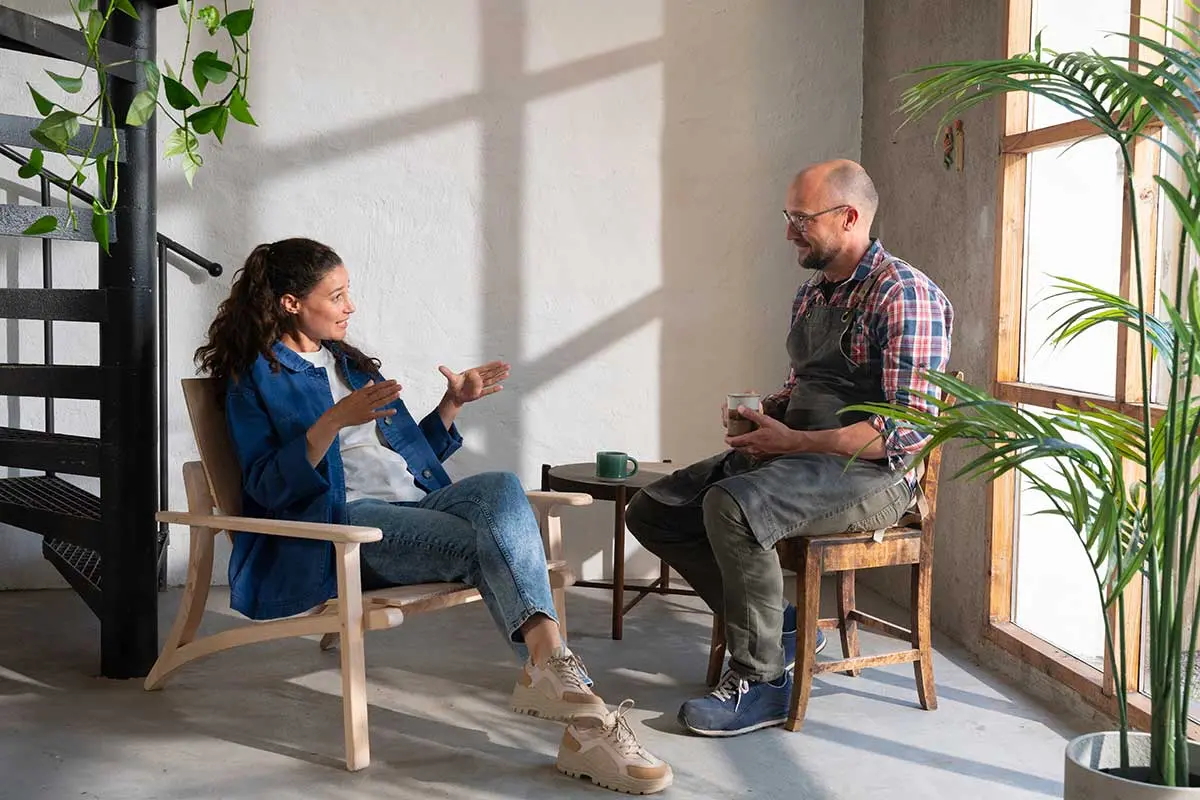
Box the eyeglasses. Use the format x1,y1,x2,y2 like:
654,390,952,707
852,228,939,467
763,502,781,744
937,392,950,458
782,205,850,233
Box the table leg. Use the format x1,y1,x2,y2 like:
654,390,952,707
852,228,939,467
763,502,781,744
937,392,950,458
660,559,670,590
613,484,626,640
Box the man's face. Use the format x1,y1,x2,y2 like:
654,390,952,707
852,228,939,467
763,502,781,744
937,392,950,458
784,177,848,272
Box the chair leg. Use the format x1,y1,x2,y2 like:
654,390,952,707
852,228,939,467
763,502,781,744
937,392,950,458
911,559,938,711
706,615,726,687
552,583,568,642
837,570,861,676
335,542,371,771
787,543,821,732
145,463,217,691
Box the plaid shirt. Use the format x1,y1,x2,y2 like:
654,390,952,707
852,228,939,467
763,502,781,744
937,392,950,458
765,239,954,470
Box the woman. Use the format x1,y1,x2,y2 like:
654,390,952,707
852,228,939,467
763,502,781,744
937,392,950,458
194,238,671,794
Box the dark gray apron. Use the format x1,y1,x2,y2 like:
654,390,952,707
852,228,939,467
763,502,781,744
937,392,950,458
641,258,911,547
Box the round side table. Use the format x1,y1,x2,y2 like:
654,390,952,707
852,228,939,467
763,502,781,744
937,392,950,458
541,461,696,640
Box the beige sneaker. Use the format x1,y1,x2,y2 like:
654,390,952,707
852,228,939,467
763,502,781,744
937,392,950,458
556,700,673,795
511,647,606,721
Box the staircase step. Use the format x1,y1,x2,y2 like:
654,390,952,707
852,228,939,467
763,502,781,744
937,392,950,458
0,204,116,242
0,289,107,322
0,427,100,475
0,474,100,555
0,7,137,81
43,539,101,616
0,365,104,399
0,114,122,158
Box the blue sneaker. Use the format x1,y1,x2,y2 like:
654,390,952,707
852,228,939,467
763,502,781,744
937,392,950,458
678,669,793,736
781,603,827,671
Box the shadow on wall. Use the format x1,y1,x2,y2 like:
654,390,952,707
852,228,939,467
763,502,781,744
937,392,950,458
148,1,860,590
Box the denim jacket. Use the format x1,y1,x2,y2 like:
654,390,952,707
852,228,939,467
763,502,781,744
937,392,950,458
224,341,461,619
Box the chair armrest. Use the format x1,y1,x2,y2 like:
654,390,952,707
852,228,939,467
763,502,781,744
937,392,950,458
156,511,383,544
525,490,593,511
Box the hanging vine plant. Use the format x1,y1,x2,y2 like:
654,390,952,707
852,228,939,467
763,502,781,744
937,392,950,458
19,0,257,251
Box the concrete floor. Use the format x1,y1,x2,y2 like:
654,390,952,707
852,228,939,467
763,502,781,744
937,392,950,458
0,581,1092,800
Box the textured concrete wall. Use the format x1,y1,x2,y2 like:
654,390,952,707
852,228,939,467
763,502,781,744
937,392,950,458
859,0,1005,651
0,0,864,588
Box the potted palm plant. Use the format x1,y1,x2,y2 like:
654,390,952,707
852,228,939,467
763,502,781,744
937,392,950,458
850,17,1200,797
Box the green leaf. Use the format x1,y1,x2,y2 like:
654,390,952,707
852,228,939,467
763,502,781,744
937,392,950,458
180,151,201,186
163,76,200,110
192,50,232,93
139,60,161,96
30,129,59,152
163,127,195,158
91,205,110,254
178,0,191,26
189,104,225,135
197,5,220,34
46,70,84,94
85,10,104,46
77,0,95,12
17,149,44,179
112,0,139,20
163,60,177,81
221,8,253,36
27,84,54,115
212,105,229,142
228,87,256,125
34,110,81,152
125,89,157,126
74,169,87,186
22,215,58,236
96,153,108,193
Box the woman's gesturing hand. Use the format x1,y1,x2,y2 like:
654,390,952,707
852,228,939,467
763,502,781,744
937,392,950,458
438,361,509,407
329,379,402,428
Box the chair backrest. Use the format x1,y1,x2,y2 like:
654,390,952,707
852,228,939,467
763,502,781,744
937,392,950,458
181,377,243,516
912,370,963,527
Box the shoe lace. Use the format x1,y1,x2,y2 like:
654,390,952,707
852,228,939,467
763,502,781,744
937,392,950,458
547,651,593,692
603,699,648,758
710,670,750,709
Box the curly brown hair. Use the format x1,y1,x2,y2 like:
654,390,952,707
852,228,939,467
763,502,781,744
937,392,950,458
194,237,381,382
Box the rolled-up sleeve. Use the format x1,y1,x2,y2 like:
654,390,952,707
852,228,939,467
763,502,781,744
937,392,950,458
418,410,463,463
869,277,954,467
226,384,329,511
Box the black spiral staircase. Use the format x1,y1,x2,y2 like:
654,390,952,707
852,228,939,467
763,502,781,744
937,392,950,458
0,1,222,678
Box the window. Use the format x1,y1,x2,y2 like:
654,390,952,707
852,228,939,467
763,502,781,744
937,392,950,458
990,0,1183,729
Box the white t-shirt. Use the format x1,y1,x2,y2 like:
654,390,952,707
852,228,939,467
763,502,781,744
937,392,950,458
296,347,425,504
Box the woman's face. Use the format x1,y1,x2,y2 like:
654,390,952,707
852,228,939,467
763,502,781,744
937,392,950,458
281,264,356,346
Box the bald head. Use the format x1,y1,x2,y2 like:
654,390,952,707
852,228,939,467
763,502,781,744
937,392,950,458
793,159,878,227
785,159,878,277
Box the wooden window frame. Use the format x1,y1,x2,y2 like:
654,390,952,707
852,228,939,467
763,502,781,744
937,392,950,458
984,0,1194,733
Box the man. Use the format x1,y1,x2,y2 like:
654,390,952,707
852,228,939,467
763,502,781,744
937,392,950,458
626,159,954,737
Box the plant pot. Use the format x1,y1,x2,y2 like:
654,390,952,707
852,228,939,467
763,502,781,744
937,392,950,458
1065,732,1200,798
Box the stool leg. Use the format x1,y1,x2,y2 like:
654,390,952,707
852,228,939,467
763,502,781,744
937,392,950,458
707,615,726,687
837,570,861,676
787,543,821,732
911,558,938,710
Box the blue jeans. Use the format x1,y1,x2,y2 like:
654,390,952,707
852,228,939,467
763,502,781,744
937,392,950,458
344,471,557,663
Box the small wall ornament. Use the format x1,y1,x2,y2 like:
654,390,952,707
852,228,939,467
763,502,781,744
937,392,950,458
942,119,964,172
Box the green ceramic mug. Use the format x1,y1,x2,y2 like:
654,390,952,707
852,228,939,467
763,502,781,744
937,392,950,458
595,451,639,480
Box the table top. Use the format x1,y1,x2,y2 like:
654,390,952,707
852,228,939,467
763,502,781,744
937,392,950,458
544,461,675,501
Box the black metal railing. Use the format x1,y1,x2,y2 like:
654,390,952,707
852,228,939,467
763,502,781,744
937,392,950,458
1,143,222,584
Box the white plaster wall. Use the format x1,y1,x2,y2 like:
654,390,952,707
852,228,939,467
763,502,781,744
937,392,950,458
0,0,863,589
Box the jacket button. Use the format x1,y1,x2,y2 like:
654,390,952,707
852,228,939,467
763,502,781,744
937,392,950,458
422,469,433,479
